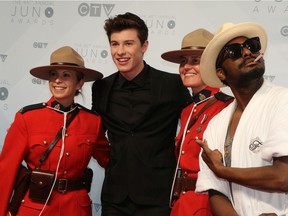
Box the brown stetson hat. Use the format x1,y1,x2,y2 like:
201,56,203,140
30,46,103,82
161,29,214,64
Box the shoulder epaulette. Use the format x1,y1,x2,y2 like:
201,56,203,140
76,103,99,115
214,92,234,103
18,102,47,114
184,98,194,108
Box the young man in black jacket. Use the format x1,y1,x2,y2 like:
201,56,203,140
92,12,191,216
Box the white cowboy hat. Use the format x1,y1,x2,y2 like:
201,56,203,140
161,29,213,64
30,46,103,82
200,22,268,87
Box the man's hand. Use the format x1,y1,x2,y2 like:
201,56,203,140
196,139,224,176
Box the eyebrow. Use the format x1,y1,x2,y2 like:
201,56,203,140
110,39,136,43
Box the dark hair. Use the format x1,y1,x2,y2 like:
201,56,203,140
104,12,148,45
216,48,226,69
75,71,84,96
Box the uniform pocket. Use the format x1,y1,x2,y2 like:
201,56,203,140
28,135,57,164
73,135,97,168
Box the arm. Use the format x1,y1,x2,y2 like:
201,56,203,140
91,79,104,112
93,117,110,168
91,80,98,111
208,190,238,216
0,113,28,215
210,189,276,216
197,139,288,192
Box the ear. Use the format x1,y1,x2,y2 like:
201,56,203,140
77,79,85,90
216,68,226,82
142,40,148,53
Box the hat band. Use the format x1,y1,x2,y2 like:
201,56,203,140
50,62,84,67
181,46,205,50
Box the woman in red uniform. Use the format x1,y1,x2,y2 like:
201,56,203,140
161,29,233,216
0,46,110,216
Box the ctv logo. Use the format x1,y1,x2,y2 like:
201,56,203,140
33,42,48,48
0,55,8,63
78,3,115,17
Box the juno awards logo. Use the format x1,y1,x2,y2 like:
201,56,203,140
0,80,9,101
0,80,9,111
280,26,288,37
10,1,54,25
141,14,176,36
0,87,8,101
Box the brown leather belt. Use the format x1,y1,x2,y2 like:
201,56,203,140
179,176,197,191
54,178,86,194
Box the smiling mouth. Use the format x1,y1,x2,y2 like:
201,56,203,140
117,57,129,62
54,86,65,90
184,72,197,77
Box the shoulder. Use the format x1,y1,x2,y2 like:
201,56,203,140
152,69,182,86
77,104,99,116
152,68,179,79
214,92,234,103
92,73,117,88
101,73,117,82
146,63,177,77
18,102,47,114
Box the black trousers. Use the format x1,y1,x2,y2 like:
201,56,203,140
101,197,171,216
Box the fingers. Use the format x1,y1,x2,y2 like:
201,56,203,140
195,138,205,147
196,139,223,163
196,139,211,153
215,149,224,162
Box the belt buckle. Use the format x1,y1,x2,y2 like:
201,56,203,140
58,178,68,194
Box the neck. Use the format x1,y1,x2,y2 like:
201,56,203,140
120,61,145,81
191,85,207,95
52,99,75,112
231,78,264,110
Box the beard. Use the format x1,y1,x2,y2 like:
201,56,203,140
221,63,265,87
238,66,265,83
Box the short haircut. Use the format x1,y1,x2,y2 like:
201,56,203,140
104,12,148,45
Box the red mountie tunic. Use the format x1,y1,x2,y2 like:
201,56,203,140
0,97,110,216
171,87,233,216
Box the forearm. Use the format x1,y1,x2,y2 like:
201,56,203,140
216,158,288,192
198,139,288,192
209,190,238,216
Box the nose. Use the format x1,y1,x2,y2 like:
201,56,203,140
183,63,193,70
117,45,125,55
242,46,253,58
54,75,63,82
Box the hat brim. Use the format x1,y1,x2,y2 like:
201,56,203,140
161,49,204,64
200,22,267,88
30,65,103,82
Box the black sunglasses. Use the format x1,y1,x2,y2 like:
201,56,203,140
216,37,261,67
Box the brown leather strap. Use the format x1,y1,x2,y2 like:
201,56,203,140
180,176,197,191
186,97,217,131
176,96,218,154
38,108,79,166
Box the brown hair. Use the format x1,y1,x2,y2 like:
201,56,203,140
75,71,84,96
104,12,148,45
